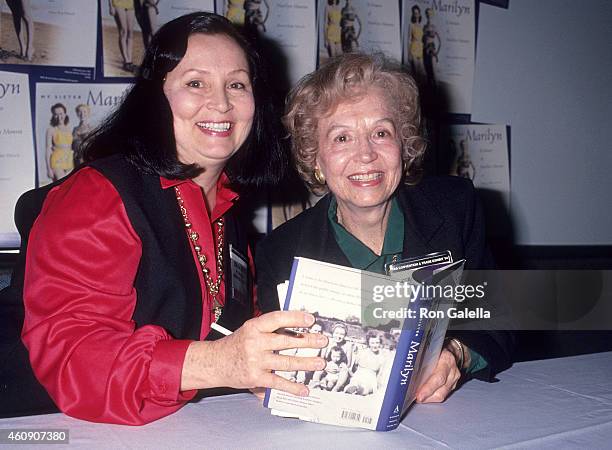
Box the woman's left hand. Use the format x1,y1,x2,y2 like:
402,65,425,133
415,349,461,403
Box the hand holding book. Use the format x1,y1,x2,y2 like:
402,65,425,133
414,347,462,403
265,256,466,430
180,311,327,397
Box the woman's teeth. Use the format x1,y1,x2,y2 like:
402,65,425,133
197,122,231,132
349,172,382,181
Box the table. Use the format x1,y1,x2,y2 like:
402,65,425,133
1,352,611,449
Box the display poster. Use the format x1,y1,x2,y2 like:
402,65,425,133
216,0,246,25
447,123,510,227
221,0,316,86
0,0,98,68
0,71,35,248
401,0,475,114
317,0,401,65
101,0,214,77
35,82,131,186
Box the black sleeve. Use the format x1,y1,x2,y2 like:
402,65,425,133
448,182,516,381
254,242,284,314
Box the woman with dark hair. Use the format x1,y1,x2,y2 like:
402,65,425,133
244,0,269,33
17,12,327,425
343,333,385,396
407,5,425,82
45,103,73,181
423,7,441,89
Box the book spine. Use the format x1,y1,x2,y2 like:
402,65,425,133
375,311,426,431
264,258,301,408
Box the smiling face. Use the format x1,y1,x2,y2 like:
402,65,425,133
330,349,343,363
315,88,403,216
332,325,347,343
368,336,381,353
52,106,67,126
163,33,255,174
76,105,90,121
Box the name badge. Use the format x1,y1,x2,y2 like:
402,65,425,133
229,244,248,305
385,250,453,276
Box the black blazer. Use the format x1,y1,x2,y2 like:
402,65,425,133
256,176,514,380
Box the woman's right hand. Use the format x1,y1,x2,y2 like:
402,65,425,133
181,311,328,397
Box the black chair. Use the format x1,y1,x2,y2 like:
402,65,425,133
0,184,60,418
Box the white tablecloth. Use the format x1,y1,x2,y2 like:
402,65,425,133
1,352,611,449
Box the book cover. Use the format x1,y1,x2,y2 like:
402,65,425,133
0,71,34,248
34,82,130,186
265,256,464,430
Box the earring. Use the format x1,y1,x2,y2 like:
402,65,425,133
313,167,326,185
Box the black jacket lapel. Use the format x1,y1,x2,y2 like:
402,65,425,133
398,185,445,259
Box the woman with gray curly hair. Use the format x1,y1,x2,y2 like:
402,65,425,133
288,52,426,195
256,52,514,405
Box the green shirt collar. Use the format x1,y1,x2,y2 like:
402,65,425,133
328,196,404,274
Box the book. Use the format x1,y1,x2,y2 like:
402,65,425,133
264,255,465,431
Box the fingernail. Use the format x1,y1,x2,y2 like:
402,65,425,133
316,359,326,370
303,313,315,326
318,335,328,345
279,328,303,338
299,387,309,397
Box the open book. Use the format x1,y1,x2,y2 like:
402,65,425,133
264,254,465,431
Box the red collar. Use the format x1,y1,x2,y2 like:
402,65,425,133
160,174,239,220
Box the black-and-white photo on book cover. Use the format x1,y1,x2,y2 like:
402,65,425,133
267,258,407,429
278,317,398,398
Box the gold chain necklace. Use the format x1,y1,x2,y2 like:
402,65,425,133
174,186,224,322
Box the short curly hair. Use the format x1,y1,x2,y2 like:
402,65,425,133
283,52,426,194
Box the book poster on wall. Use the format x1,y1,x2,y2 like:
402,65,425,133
35,82,131,186
218,0,316,86
401,0,475,114
101,0,214,78
218,0,317,233
447,123,510,233
215,0,245,24
0,71,35,248
0,0,98,68
317,0,401,66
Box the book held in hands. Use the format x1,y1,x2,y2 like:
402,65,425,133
264,253,465,431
